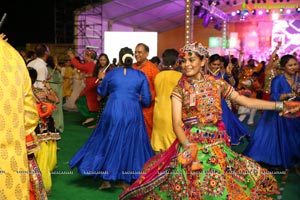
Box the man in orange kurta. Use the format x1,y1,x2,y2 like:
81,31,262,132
133,43,160,139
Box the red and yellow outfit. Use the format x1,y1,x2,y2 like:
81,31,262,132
133,60,160,139
71,58,99,112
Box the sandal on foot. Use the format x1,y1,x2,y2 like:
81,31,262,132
82,118,95,125
98,181,111,190
87,124,96,129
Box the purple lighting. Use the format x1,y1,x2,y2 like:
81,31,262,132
231,11,236,16
286,9,291,14
258,10,263,15
202,14,210,27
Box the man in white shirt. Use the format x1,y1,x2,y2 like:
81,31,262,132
27,43,50,88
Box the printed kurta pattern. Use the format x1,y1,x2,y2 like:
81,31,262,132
0,39,39,199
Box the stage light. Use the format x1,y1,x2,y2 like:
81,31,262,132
286,9,291,14
209,37,220,47
242,10,249,16
266,9,270,14
236,9,241,15
198,9,207,18
231,11,236,16
263,0,266,3
210,16,214,20
202,14,210,27
214,20,222,31
279,8,284,13
272,13,279,20
296,7,300,13
258,10,263,15
252,9,256,15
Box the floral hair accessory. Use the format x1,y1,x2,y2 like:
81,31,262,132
180,42,209,58
179,51,186,57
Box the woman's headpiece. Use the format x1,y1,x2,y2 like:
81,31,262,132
180,42,209,58
85,49,96,59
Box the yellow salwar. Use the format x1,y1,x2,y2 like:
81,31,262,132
33,115,61,193
35,141,57,192
32,85,61,194
0,38,40,199
151,70,182,152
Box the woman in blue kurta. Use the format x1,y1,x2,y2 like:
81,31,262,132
69,47,153,189
244,54,300,170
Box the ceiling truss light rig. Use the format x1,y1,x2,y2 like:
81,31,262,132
195,0,229,22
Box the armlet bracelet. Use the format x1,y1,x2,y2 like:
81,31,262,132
275,101,284,112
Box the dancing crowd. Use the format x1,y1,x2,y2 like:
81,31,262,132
1,31,300,200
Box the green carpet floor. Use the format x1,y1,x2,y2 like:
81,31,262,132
48,111,300,200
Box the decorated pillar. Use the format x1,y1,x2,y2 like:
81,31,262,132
222,20,228,49
185,0,194,44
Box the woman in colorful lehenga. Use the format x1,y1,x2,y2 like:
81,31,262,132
119,42,300,200
28,67,61,195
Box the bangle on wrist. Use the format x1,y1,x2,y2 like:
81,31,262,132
275,101,284,112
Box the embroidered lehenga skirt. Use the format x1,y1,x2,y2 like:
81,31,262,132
119,122,279,200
